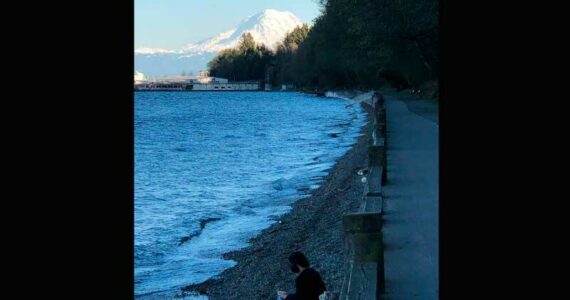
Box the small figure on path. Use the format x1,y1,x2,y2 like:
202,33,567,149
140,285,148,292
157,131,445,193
277,251,326,300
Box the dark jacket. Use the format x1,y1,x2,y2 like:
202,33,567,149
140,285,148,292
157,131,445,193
286,268,326,300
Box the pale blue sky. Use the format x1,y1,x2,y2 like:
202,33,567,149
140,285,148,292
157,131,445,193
135,0,322,49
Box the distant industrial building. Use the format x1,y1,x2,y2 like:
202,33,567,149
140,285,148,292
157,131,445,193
194,76,229,84
134,72,260,91
193,82,260,91
199,70,210,78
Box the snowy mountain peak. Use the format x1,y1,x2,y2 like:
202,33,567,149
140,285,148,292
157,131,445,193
256,9,298,21
182,9,303,53
138,9,304,55
135,9,305,76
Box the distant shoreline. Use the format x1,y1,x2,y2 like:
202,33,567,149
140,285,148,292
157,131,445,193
133,90,264,92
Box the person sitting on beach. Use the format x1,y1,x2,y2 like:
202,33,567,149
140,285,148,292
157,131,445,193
277,251,326,300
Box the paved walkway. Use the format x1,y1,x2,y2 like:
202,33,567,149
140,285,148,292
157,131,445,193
381,95,439,299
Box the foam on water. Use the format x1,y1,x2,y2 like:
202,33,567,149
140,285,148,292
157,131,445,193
135,92,366,298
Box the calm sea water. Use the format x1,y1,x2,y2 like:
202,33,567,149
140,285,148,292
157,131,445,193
135,92,366,299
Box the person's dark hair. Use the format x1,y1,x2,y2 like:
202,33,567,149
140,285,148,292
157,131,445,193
288,251,310,268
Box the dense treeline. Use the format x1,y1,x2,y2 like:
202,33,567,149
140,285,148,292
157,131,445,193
209,0,438,92
208,33,273,81
268,24,311,87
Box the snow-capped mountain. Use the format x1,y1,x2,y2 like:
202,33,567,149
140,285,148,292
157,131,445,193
135,9,304,77
182,9,302,53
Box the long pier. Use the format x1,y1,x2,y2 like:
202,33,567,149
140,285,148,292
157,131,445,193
134,81,262,91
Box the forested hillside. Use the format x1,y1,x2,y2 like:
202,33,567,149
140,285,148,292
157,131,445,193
209,0,438,93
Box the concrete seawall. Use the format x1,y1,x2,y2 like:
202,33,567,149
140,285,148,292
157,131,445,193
338,91,438,300
339,92,386,300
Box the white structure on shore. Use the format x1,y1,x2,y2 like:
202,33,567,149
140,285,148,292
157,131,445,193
134,71,146,84
199,70,210,78
195,76,228,84
134,74,260,91
140,73,228,85
192,82,259,91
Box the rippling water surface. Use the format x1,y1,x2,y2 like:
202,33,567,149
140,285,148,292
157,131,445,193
135,92,366,298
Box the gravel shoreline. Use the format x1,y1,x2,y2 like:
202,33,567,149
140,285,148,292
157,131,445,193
182,101,373,300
